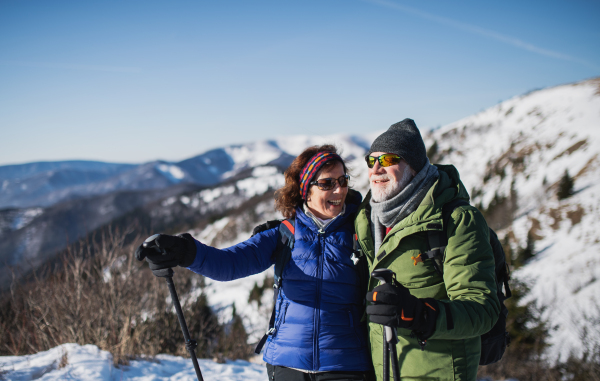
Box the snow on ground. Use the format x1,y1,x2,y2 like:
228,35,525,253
0,343,267,381
0,343,516,381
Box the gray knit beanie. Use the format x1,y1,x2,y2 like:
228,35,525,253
368,118,427,172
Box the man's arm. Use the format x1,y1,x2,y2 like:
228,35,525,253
430,205,501,339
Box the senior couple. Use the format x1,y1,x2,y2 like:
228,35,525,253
136,119,500,381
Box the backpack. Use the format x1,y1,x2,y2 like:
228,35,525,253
422,199,512,366
252,218,369,354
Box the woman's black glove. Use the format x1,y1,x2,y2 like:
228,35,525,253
135,233,197,272
366,282,439,339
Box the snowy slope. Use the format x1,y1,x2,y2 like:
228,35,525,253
423,77,600,362
0,343,266,381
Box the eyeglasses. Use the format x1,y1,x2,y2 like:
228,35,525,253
365,154,402,168
309,174,350,190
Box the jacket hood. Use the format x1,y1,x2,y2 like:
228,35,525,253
404,163,470,226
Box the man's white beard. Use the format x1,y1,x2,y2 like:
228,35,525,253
370,169,413,202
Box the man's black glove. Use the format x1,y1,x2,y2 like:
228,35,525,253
135,233,197,272
366,282,439,339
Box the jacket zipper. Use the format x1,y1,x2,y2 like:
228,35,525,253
313,230,325,370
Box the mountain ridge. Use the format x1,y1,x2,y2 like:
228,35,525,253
0,135,374,210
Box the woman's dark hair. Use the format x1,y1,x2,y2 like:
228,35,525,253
275,144,345,219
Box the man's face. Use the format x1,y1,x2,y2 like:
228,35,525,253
368,152,416,202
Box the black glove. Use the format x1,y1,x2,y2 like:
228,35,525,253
366,282,439,338
135,233,197,272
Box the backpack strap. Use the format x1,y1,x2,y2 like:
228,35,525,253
274,220,295,289
352,231,371,310
488,228,512,299
254,219,295,354
252,219,285,237
423,199,470,275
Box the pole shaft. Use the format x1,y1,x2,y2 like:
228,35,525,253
388,326,401,381
382,327,389,381
165,277,204,381
390,343,400,381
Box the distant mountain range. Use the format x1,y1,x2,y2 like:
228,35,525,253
0,146,291,210
0,134,373,290
1,77,599,364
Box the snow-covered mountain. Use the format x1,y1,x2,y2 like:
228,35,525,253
0,137,374,210
2,77,598,365
421,77,600,362
0,161,135,209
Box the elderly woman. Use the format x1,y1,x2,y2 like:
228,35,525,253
136,145,373,381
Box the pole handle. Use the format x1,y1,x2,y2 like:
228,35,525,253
372,268,401,381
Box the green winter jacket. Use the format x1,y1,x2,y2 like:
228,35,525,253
355,164,500,381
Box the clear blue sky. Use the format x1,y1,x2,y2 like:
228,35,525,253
1,0,599,166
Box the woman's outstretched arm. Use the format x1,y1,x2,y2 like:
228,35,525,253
186,227,279,281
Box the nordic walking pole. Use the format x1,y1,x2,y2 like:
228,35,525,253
372,269,401,381
382,323,390,381
144,236,204,381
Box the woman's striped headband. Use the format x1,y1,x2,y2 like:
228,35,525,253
299,151,343,200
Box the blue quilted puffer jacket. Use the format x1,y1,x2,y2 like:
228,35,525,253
187,192,372,372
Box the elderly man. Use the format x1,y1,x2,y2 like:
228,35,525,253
355,119,500,381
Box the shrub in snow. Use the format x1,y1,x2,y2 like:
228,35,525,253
557,170,574,200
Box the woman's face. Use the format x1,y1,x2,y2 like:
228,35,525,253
306,161,348,220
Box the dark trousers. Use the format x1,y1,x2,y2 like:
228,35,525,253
266,364,373,381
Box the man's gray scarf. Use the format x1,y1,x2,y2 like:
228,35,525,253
370,159,439,253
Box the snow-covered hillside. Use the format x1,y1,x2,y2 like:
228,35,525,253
423,77,600,362
0,343,266,380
